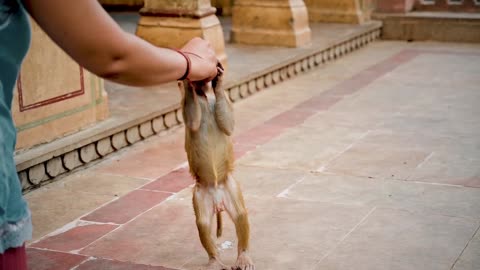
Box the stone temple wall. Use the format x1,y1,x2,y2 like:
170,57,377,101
13,19,109,151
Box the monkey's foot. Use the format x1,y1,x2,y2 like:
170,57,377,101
232,252,255,270
201,258,228,270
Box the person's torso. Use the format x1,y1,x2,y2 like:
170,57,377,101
0,0,31,222
1,0,30,105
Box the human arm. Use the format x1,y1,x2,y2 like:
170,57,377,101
21,0,218,86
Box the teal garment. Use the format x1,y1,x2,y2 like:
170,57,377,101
0,0,32,253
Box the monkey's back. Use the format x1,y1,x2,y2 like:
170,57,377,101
184,95,234,185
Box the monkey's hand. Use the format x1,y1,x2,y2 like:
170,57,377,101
212,62,224,94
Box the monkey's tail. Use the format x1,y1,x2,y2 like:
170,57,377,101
216,212,223,238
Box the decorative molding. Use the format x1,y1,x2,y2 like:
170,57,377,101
16,69,104,132
17,66,85,112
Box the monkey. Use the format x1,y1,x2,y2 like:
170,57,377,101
178,63,255,270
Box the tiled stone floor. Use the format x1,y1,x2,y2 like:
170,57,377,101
25,40,480,270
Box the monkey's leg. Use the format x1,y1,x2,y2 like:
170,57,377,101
223,176,255,270
212,69,234,136
179,80,202,132
193,185,228,270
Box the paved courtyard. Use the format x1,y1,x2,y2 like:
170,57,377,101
25,41,480,270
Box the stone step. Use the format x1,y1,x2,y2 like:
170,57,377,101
16,17,382,193
373,11,480,43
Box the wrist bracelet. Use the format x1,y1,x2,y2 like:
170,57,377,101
175,49,191,80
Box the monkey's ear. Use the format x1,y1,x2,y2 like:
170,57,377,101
178,80,193,92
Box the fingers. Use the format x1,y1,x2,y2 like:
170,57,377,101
181,37,218,82
212,65,224,91
217,63,224,77
217,61,224,72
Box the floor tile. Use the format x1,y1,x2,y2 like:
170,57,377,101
264,109,316,127
232,165,306,198
57,172,149,197
384,180,480,219
25,188,114,241
96,132,187,180
81,190,171,224
239,124,368,171
141,167,194,193
407,153,480,187
235,123,287,147
452,227,480,270
285,172,386,206
31,223,118,252
79,199,200,269
314,208,479,270
325,139,429,180
75,257,176,270
27,248,87,270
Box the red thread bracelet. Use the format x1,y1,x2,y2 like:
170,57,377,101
174,49,191,80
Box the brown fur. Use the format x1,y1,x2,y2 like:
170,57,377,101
179,65,254,270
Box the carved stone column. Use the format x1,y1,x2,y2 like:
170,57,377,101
136,0,227,66
231,0,312,47
304,0,372,24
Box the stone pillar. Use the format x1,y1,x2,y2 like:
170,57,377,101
12,20,109,151
231,0,312,47
136,0,227,67
375,0,414,13
305,0,372,24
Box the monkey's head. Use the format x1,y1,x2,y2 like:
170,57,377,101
178,80,208,98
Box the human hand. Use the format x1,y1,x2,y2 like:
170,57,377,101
180,37,218,82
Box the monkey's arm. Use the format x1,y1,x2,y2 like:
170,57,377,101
182,81,202,132
214,89,235,136
212,67,234,136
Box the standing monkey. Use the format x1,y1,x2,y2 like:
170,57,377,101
178,64,255,270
